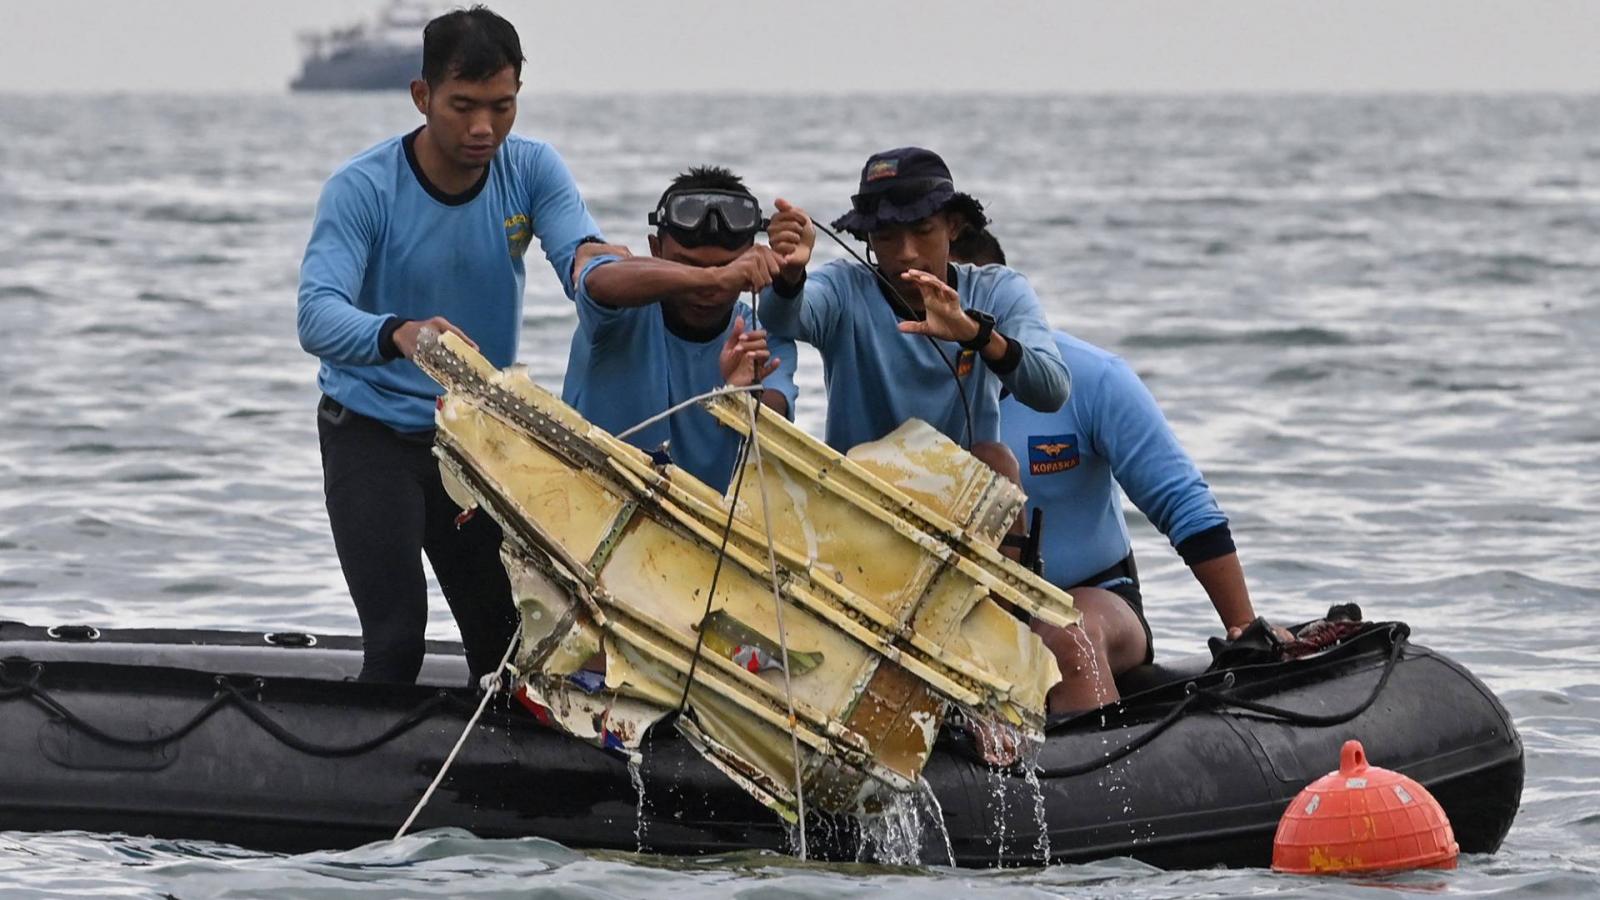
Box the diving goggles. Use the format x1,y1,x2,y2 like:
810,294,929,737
649,190,768,237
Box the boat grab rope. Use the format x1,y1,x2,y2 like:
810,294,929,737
0,661,471,757
1031,625,1407,779
395,632,521,840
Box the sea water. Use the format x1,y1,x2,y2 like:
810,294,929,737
2,92,1599,897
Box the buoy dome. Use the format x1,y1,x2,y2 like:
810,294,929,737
1272,739,1459,874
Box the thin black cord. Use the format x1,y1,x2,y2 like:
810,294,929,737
806,219,976,451
673,300,763,717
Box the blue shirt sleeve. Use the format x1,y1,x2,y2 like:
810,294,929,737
572,254,633,342
758,262,846,349
763,333,801,421
524,142,602,300
296,171,389,366
988,270,1070,413
1092,356,1228,548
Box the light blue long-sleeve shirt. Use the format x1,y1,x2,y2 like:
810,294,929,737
1001,331,1229,589
760,260,1068,451
297,128,600,431
562,256,800,492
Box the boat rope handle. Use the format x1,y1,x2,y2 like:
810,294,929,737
1032,625,1407,779
395,631,522,840
0,662,467,756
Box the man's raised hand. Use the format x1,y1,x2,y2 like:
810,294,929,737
767,198,815,281
896,269,981,344
714,245,785,295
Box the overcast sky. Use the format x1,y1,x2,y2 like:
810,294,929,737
1,0,1598,94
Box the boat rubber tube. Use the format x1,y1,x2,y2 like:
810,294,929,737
0,619,1521,868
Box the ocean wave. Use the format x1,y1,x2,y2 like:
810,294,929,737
1399,250,1598,287
141,203,262,226
1264,364,1333,384
0,284,52,300
1407,376,1523,393
136,291,207,307
1122,326,1354,349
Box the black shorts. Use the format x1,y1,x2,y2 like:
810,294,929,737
1072,552,1154,665
1096,579,1155,666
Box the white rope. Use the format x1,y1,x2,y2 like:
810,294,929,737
616,384,765,441
746,395,808,860
394,633,520,840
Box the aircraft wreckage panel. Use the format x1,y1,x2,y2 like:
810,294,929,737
414,331,1077,819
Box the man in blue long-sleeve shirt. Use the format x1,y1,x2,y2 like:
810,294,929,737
295,7,608,683
759,147,1070,457
953,232,1282,713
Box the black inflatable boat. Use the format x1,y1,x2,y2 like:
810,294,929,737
0,618,1521,868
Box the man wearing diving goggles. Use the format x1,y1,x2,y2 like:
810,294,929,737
562,166,799,491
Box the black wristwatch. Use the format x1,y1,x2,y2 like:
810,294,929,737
960,309,996,351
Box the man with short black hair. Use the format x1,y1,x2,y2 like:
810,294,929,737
297,5,612,683
564,166,799,491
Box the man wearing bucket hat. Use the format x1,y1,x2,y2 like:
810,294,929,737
764,147,1120,716
563,165,799,491
761,147,1070,456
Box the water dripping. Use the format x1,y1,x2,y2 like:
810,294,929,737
917,777,956,867
1022,763,1051,864
986,766,1009,866
857,789,928,866
627,755,649,852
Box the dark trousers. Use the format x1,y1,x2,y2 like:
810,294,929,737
317,397,518,683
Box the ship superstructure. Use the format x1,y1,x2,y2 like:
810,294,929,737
290,1,437,91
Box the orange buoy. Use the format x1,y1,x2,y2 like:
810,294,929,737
1272,739,1458,874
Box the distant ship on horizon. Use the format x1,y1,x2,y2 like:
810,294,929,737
290,0,437,92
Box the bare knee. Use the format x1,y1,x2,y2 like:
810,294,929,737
1068,587,1149,676
1031,618,1104,678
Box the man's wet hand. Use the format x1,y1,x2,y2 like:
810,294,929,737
767,198,815,280
394,316,476,359
714,245,784,294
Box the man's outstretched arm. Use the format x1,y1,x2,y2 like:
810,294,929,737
582,247,783,309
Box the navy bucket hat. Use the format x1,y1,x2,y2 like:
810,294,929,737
830,146,989,240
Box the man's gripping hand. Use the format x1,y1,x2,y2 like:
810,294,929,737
394,316,476,359
712,245,785,295
719,315,780,386
767,198,815,283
